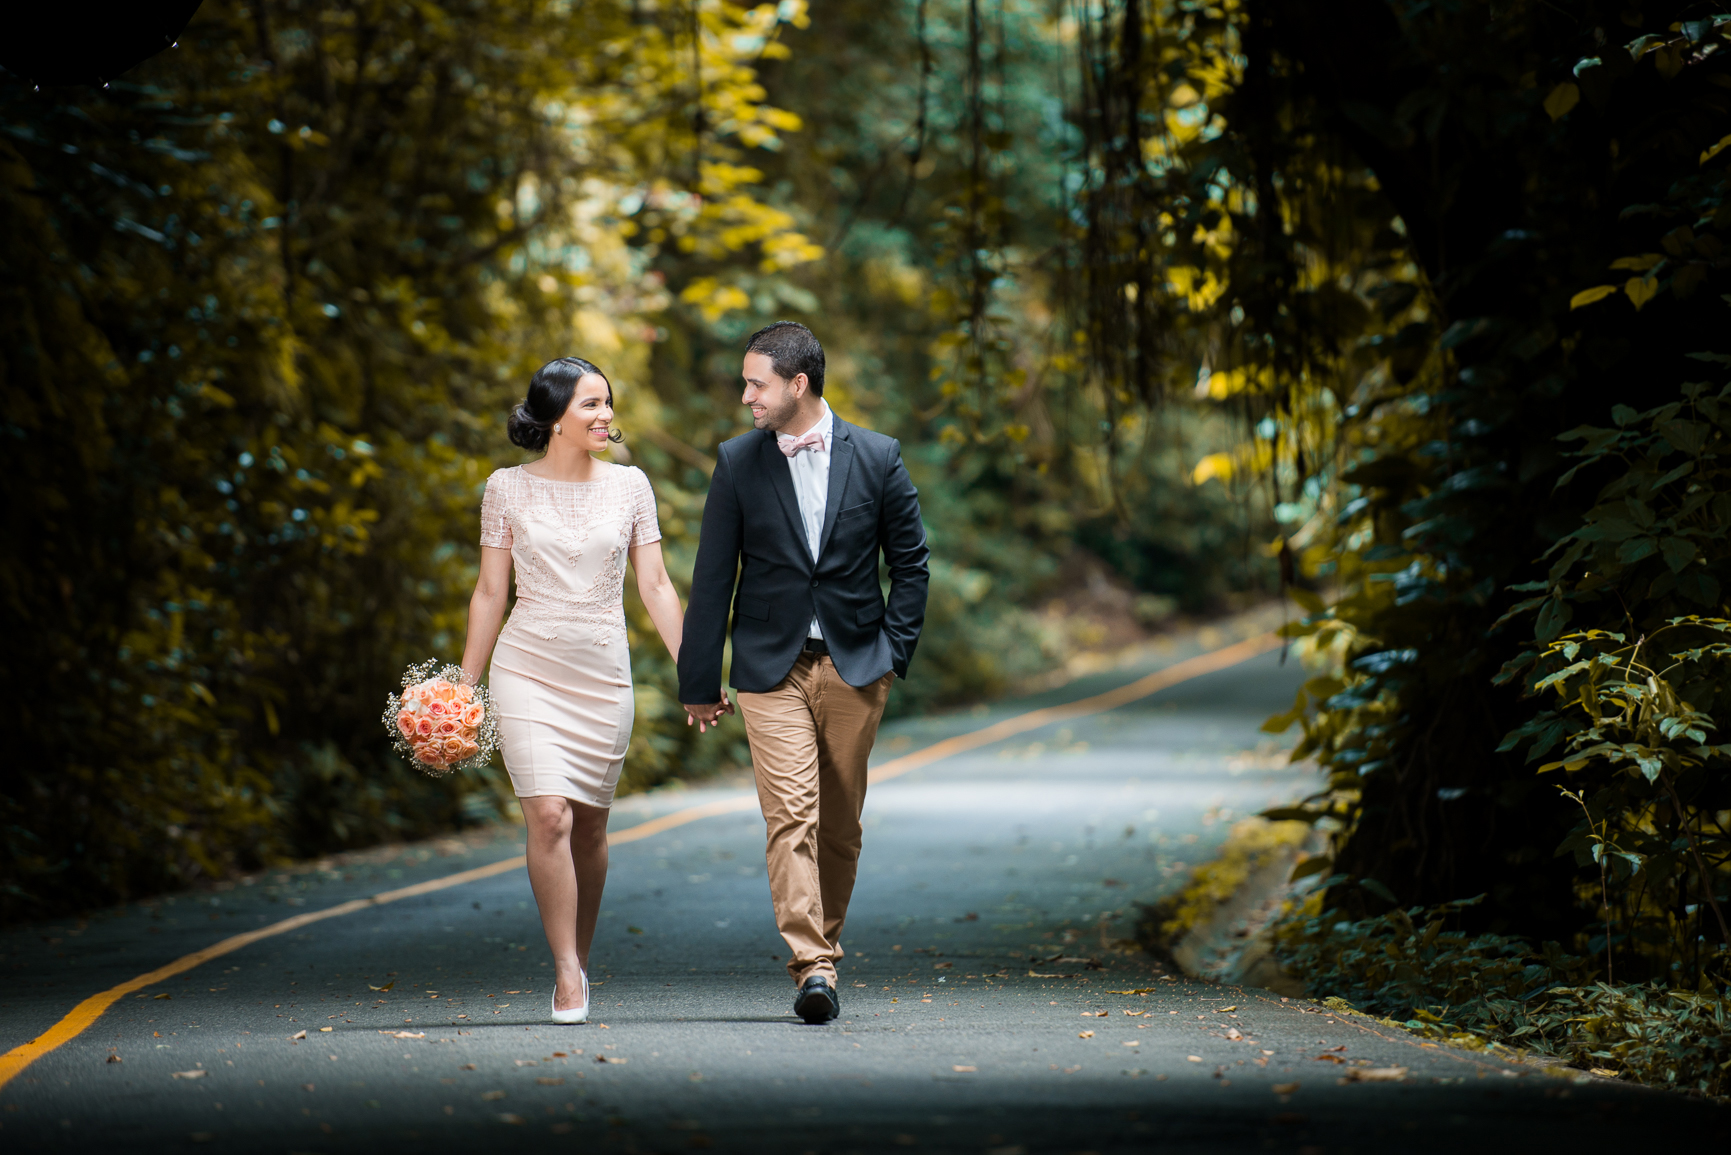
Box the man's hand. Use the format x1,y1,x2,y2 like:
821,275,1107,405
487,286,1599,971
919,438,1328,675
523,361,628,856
683,692,735,733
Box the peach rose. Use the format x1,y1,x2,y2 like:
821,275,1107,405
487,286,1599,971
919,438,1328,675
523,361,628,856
396,711,416,737
441,735,465,757
461,703,485,727
435,719,458,737
433,680,458,703
454,684,475,704
415,717,435,738
427,699,448,718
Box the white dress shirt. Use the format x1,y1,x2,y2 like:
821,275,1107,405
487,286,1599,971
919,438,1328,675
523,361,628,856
777,401,833,639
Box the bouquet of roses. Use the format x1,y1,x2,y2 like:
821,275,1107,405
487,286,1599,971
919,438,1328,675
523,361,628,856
382,659,500,777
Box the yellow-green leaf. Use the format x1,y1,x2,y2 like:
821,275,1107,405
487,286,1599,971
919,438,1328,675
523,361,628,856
1701,133,1731,166
1625,276,1659,311
1569,285,1619,309
1608,253,1663,271
1544,82,1580,120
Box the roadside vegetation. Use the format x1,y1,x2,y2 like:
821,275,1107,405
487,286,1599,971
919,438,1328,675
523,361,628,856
1072,0,1731,1094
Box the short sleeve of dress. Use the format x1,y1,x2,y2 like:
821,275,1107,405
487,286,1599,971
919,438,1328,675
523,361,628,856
628,468,662,548
479,472,513,550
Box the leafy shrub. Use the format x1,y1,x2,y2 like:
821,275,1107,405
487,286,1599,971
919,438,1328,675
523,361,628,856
1278,897,1731,1096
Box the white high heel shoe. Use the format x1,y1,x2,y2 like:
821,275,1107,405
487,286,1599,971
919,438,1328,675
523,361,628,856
550,967,588,1025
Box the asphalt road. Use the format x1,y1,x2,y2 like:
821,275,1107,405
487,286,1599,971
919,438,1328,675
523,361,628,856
2,629,1726,1152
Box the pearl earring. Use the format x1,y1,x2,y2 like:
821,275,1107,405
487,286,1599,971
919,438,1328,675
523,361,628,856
553,423,562,434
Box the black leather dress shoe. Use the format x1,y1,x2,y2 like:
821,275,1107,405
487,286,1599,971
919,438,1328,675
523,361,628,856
793,976,839,1024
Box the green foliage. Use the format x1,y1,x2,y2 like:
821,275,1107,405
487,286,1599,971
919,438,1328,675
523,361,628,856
1064,0,1731,956
1278,898,1731,1096
0,0,813,918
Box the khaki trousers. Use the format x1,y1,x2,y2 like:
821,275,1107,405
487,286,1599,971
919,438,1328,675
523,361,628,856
735,654,893,985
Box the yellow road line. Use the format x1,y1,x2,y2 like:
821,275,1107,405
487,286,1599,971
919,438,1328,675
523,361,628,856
0,630,1278,1089
867,631,1281,784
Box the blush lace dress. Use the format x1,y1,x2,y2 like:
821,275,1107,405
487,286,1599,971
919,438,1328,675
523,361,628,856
478,464,662,808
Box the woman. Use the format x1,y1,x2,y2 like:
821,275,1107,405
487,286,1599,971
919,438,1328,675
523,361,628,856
460,357,684,1024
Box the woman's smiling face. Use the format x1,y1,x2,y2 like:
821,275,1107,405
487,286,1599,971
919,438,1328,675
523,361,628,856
561,372,614,447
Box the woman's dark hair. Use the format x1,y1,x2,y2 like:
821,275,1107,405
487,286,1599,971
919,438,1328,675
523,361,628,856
507,357,624,451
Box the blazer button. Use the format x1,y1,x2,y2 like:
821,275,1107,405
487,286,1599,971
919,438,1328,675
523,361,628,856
810,579,819,587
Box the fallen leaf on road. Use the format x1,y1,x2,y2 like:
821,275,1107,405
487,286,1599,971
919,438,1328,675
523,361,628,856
1261,1049,1275,1056
1123,1010,1144,1016
953,1065,976,1072
302,1084,314,1092
481,1090,506,1101
1225,1028,1243,1040
497,1113,525,1125
380,1031,424,1039
1078,1031,1095,1039
514,1060,537,1067
1217,1005,1238,1013
171,1070,206,1080
1121,1041,1138,1047
1339,1067,1408,1083
291,1031,307,1041
934,962,953,969
1106,988,1156,995
1027,972,1066,978
551,1052,568,1058
461,1063,476,1070
1187,1056,1202,1063
1313,1054,1344,1063
368,982,395,992
106,1051,122,1064
537,1077,565,1086
1321,1044,1346,1052
153,993,171,1000
319,1027,333,1033
1272,1082,1299,1095
1590,1067,1619,1077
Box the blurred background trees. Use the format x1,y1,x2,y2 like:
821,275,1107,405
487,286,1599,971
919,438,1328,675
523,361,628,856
0,1,1270,919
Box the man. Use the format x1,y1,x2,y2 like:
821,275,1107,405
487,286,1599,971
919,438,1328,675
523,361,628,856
679,321,930,1024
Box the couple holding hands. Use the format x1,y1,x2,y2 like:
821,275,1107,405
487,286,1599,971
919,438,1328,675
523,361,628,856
460,322,930,1025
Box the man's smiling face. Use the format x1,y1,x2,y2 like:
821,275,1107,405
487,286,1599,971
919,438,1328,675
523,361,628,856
741,351,803,433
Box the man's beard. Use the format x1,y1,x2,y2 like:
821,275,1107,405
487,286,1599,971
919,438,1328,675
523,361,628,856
754,392,799,432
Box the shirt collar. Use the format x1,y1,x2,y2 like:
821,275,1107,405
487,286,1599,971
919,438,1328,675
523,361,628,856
778,401,833,446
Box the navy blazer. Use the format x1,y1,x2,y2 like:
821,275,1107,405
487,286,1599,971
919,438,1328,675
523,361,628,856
677,417,930,701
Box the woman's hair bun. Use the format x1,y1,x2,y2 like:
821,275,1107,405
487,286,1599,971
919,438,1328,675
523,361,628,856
507,403,551,452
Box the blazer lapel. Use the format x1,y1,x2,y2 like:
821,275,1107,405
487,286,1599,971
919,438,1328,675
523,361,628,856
757,429,814,566
816,419,857,562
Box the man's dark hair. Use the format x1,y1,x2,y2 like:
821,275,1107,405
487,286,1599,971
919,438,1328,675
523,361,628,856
744,320,825,397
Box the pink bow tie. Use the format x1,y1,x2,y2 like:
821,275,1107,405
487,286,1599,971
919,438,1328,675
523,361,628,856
778,430,827,457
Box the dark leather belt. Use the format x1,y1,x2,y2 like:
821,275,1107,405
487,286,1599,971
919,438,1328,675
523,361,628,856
802,637,830,656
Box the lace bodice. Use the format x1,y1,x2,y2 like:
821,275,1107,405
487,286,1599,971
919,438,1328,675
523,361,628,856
479,464,661,644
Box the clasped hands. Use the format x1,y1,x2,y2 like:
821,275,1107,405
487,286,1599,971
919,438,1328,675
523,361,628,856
683,691,735,733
